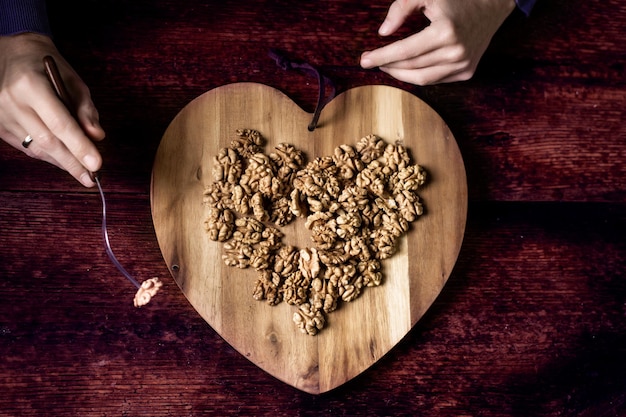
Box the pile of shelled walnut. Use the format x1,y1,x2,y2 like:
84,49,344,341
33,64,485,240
203,129,427,335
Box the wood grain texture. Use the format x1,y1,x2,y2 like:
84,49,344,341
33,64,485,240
1,195,624,416
151,83,467,393
0,0,624,414
1,0,623,202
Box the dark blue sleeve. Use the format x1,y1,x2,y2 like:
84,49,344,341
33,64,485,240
515,0,537,17
0,0,51,36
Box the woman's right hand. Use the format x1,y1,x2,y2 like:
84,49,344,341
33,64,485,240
0,32,105,187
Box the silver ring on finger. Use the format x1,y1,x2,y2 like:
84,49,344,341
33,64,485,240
22,134,33,148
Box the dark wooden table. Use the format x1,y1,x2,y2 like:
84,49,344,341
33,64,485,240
1,1,624,416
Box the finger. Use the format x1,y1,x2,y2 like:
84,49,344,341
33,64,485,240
376,43,463,71
436,69,476,84
18,109,97,187
76,100,106,142
0,85,99,186
1,125,95,186
378,0,426,36
379,62,472,86
0,126,59,167
31,90,102,172
64,74,106,142
361,26,443,69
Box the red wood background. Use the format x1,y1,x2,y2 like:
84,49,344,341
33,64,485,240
1,1,624,416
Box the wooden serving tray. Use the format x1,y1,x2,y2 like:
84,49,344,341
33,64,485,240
151,83,467,394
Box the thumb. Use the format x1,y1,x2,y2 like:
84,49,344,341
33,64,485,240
64,70,106,141
76,96,105,141
379,0,426,36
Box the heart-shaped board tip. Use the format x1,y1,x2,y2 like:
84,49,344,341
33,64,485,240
151,83,467,394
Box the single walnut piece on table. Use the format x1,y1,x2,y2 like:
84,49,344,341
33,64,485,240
133,277,163,307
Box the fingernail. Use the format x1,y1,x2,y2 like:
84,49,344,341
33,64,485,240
83,154,100,172
379,21,391,36
80,172,95,187
90,116,106,139
91,117,102,130
360,54,373,68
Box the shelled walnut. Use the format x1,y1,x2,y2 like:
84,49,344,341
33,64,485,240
282,272,309,305
293,303,325,336
204,207,235,242
133,277,163,307
355,134,385,163
230,128,264,158
202,130,428,336
253,270,282,306
212,147,242,184
270,142,305,185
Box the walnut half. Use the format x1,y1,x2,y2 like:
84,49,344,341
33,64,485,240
133,278,163,307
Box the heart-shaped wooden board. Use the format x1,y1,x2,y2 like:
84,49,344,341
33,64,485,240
151,83,467,394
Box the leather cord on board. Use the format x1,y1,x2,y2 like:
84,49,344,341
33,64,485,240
268,49,336,131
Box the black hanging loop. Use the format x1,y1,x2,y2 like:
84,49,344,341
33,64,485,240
268,49,336,131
